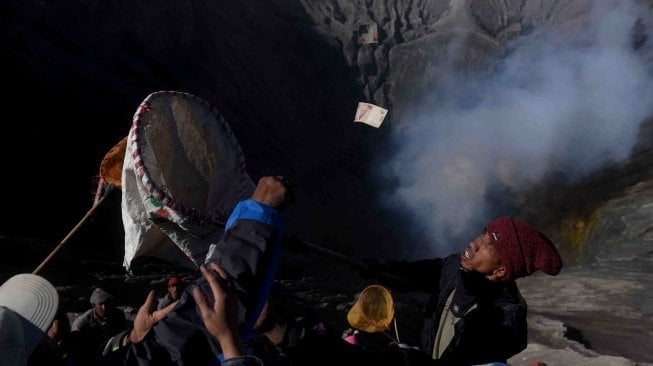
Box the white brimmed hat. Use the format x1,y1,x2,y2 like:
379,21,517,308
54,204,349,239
0,274,59,364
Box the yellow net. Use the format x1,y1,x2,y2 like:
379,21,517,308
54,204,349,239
347,285,394,333
99,137,127,188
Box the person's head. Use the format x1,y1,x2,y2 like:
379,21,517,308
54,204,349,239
166,276,183,301
90,287,113,319
0,273,59,365
460,217,562,282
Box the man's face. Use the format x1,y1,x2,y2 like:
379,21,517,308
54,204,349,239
93,302,108,318
168,284,181,300
460,232,505,281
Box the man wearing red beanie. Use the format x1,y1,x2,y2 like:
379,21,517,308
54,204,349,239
368,217,562,365
157,276,185,310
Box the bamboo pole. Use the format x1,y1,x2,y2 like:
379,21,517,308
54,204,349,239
32,184,114,275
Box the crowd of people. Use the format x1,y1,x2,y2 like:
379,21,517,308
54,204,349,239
0,176,562,366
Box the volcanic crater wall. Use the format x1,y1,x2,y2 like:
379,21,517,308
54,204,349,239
1,0,653,265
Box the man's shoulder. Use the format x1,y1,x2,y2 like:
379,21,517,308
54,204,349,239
72,308,95,328
77,308,94,319
109,306,127,318
498,281,526,306
441,254,463,273
443,253,461,263
157,294,172,309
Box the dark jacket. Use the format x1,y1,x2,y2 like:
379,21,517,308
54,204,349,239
72,307,128,340
373,254,527,365
157,294,175,311
102,199,283,366
72,307,128,362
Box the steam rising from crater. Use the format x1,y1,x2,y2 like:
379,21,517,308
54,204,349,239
385,1,653,257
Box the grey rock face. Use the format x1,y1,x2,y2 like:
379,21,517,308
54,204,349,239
300,0,484,109
299,0,598,114
586,180,653,263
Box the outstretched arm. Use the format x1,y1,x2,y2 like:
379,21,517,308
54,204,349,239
204,176,289,341
365,258,444,293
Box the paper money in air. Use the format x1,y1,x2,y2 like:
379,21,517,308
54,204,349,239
354,102,388,128
358,23,379,44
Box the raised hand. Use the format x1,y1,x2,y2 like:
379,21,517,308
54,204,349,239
129,290,177,343
251,176,289,208
192,262,243,359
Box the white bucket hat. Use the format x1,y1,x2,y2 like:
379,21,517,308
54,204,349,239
0,274,59,366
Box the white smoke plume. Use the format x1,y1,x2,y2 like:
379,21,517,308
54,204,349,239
384,1,653,258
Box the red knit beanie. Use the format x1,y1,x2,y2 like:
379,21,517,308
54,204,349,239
167,276,181,287
485,217,562,282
